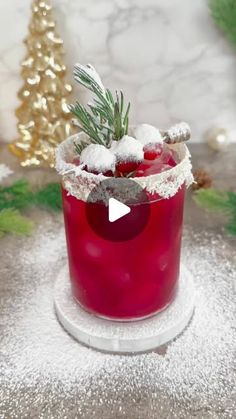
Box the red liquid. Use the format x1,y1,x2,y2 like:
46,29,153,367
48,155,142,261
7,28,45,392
62,186,185,320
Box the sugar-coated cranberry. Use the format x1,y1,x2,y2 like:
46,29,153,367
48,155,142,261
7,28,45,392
143,143,163,160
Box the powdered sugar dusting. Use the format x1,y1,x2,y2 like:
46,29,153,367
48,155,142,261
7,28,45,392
112,135,144,162
56,135,193,203
0,221,235,418
80,144,116,173
54,264,194,351
133,124,163,146
74,63,105,93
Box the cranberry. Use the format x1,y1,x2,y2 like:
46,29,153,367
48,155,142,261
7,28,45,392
82,165,113,176
83,166,99,175
116,161,140,175
134,160,155,177
166,156,177,167
72,157,81,165
103,170,114,177
135,159,166,177
143,143,163,160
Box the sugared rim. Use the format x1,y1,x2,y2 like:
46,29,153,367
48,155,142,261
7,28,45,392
55,133,193,202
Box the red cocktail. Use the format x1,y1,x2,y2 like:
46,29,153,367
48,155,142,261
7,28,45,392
56,63,192,321
61,152,186,320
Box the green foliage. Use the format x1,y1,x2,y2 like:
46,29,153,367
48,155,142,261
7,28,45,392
228,190,236,208
69,64,131,150
74,139,88,155
33,183,62,212
193,189,230,212
0,180,62,213
209,0,236,47
207,1,236,233
194,188,236,235
0,209,34,236
0,179,33,211
0,179,62,237
226,217,236,235
113,91,130,142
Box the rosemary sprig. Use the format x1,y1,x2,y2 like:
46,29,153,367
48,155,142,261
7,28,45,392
73,139,88,155
71,102,106,146
69,64,131,153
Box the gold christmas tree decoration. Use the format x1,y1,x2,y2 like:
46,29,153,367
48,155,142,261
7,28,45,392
9,0,76,168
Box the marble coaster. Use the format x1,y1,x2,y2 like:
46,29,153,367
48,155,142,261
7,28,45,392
54,265,195,353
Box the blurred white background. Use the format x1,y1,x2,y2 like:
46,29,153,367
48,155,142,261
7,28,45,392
0,0,236,143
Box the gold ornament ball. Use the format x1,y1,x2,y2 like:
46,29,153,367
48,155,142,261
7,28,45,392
206,127,231,152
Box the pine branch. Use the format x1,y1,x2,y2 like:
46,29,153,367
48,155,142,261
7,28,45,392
0,179,33,211
194,188,236,235
193,188,231,212
226,216,236,235
228,190,236,207
0,209,34,236
32,183,62,212
209,0,236,47
0,180,63,238
0,179,62,212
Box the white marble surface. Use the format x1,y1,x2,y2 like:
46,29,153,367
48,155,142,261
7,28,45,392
0,0,236,143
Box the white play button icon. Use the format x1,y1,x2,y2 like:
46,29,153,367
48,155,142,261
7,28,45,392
108,198,131,223
86,178,150,241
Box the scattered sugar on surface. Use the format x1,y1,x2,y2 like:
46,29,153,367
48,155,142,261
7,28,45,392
0,222,235,418
0,163,13,182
